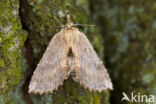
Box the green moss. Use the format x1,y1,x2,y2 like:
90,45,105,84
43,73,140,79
51,78,93,104
0,0,27,103
20,0,110,103
94,94,101,104
90,0,156,103
0,60,5,68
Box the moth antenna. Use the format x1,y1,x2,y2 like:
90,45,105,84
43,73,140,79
66,15,95,27
53,16,63,26
72,24,96,27
56,15,73,28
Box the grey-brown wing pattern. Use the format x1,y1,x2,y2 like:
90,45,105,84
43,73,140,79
29,32,69,94
72,31,113,92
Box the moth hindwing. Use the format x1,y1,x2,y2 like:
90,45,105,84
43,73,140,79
29,15,113,94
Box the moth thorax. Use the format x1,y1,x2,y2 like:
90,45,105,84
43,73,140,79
63,28,78,45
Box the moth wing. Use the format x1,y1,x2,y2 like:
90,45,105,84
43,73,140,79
72,31,113,92
29,31,68,94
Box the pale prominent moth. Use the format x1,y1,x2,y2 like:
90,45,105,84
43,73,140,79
29,15,113,94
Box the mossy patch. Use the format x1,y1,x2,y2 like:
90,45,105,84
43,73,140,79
90,0,156,103
20,0,109,104
0,0,27,103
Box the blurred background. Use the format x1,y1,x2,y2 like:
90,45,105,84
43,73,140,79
0,0,156,104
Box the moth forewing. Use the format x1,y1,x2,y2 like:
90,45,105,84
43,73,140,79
72,30,113,92
29,31,69,94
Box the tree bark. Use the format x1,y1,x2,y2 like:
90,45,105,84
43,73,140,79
1,0,155,104
0,0,110,104
90,0,156,103
0,0,27,103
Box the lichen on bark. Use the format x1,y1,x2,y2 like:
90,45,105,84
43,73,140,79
90,0,156,103
0,0,27,103
19,0,110,104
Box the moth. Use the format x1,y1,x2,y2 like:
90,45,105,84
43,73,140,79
29,15,113,94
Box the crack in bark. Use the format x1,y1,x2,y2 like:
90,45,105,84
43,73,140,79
19,0,33,104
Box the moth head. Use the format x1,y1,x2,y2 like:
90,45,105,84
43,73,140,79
57,15,95,28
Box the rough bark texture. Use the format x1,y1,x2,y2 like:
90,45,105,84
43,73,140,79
90,0,156,104
20,0,110,103
0,0,27,104
1,0,156,104
1,0,110,104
